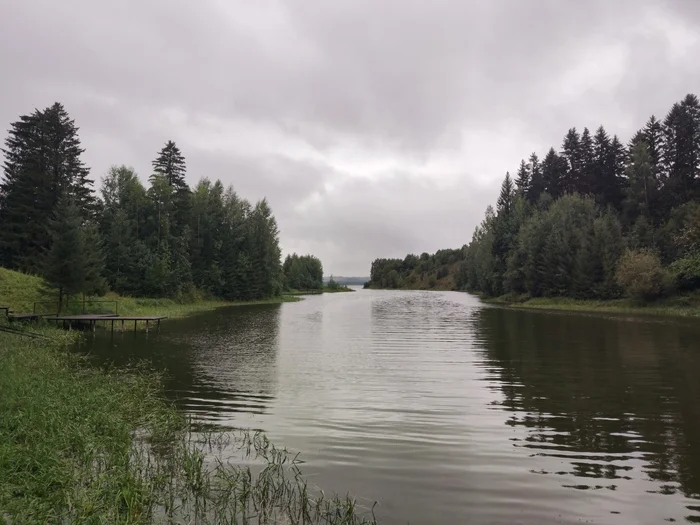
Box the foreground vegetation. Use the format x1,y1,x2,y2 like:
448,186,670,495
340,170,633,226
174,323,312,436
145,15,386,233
369,94,700,317
0,329,376,524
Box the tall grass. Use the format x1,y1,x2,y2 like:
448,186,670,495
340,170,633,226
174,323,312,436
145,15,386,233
0,330,375,524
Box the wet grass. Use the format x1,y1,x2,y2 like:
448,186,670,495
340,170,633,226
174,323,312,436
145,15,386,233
483,293,700,318
0,328,376,524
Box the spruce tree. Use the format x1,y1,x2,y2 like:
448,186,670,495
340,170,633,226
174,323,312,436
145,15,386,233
642,115,663,177
152,140,187,188
561,128,582,194
151,140,190,238
527,153,545,204
0,103,95,272
515,159,530,195
579,127,595,195
592,126,612,203
249,199,282,299
42,197,105,311
542,148,568,199
497,172,515,215
662,95,700,208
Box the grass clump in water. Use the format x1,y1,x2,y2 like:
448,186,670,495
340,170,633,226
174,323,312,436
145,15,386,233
0,329,375,524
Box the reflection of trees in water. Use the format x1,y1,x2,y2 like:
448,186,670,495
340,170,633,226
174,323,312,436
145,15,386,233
183,305,282,420
79,305,282,422
473,307,700,499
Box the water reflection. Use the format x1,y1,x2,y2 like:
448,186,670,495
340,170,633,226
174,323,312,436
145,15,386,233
474,307,700,521
77,292,700,524
79,304,281,423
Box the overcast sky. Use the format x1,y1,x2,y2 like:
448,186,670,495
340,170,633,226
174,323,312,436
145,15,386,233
1,1,699,275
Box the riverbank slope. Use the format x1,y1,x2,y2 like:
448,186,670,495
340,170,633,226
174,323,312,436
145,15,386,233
0,266,300,319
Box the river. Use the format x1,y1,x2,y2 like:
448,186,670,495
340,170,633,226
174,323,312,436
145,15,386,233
78,289,700,524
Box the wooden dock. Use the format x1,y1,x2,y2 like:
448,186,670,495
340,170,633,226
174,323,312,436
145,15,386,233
46,315,167,333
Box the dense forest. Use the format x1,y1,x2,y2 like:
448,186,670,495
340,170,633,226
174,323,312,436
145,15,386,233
0,102,298,304
370,94,700,302
367,249,463,290
282,254,324,290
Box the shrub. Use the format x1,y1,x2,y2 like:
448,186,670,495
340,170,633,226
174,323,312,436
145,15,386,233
615,249,668,301
670,254,700,291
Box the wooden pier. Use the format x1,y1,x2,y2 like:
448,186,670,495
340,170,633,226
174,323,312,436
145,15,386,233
2,301,167,333
46,315,167,333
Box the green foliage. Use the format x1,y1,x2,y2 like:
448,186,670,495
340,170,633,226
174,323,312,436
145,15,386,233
42,197,106,308
457,93,700,305
616,249,668,301
0,104,297,304
670,255,700,292
0,332,376,524
283,253,323,290
0,103,97,272
369,247,464,290
327,275,340,290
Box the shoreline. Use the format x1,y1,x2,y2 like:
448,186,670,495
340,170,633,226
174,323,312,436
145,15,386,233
481,295,700,319
0,304,373,524
115,294,301,320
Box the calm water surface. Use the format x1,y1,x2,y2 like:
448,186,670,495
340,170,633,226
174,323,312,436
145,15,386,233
79,290,700,524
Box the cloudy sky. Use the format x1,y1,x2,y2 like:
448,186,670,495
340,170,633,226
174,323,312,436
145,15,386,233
1,0,699,275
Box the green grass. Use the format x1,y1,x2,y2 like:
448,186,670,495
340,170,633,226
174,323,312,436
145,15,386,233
110,293,301,319
0,328,375,524
0,267,46,312
0,266,300,320
483,293,700,318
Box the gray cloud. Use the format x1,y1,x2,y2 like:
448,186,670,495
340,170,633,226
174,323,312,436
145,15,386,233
1,0,699,274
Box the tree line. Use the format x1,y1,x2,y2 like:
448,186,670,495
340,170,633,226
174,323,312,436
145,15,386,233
369,93,700,302
0,102,299,304
461,93,700,301
282,254,324,291
367,249,463,289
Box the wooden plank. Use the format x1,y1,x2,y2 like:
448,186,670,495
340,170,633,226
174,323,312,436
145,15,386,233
47,315,167,321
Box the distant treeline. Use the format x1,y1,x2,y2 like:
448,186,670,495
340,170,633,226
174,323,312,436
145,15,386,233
371,93,700,302
368,249,464,290
283,254,324,290
0,102,309,303
327,276,368,286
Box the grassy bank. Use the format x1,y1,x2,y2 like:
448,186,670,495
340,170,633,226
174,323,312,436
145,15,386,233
483,293,700,318
0,327,375,524
0,266,300,320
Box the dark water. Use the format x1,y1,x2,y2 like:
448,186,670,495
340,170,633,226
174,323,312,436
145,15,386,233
78,290,700,524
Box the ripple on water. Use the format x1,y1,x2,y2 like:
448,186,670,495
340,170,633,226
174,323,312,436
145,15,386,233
78,290,700,524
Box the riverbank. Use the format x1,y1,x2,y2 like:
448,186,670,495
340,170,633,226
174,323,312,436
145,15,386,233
482,293,700,318
0,326,374,523
0,266,300,321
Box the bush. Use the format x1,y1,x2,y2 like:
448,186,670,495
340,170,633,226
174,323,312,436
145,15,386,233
615,249,668,301
670,254,700,291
